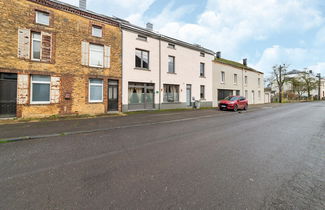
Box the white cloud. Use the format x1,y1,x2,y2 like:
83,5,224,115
308,63,325,76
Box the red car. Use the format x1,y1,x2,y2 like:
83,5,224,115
218,96,248,111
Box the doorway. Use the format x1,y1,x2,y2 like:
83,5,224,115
0,73,17,118
108,80,119,111
186,84,191,106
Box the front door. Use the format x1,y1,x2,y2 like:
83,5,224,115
186,84,191,106
0,73,17,118
108,80,119,111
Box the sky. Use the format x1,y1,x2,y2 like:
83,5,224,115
61,0,325,77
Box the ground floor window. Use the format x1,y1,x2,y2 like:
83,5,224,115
128,82,154,110
200,85,205,99
218,89,233,101
89,79,103,102
31,75,50,104
163,84,179,103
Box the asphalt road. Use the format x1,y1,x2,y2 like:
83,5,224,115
0,102,324,209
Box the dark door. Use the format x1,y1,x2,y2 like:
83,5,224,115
108,80,119,111
186,84,191,106
0,73,17,117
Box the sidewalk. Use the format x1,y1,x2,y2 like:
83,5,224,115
0,103,282,142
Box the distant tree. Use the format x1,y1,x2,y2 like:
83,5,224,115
272,64,289,103
289,77,306,100
300,69,318,100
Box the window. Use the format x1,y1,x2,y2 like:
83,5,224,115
221,71,225,83
92,25,102,37
135,49,149,69
168,43,175,49
245,76,248,85
200,85,205,99
168,56,175,73
89,44,104,67
200,63,205,77
31,32,41,60
258,90,261,99
234,74,238,84
200,52,205,57
36,11,49,25
258,78,261,87
31,75,50,104
89,79,103,102
163,84,179,103
245,90,248,98
137,35,147,41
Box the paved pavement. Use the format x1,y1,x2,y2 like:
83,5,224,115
0,102,324,209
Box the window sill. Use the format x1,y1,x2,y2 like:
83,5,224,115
200,76,206,78
88,65,104,69
30,102,51,105
88,101,104,104
167,72,176,74
167,46,176,50
134,67,150,71
162,102,181,104
136,38,148,42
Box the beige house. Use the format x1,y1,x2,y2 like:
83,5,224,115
212,53,264,106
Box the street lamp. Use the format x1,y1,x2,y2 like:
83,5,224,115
316,73,321,100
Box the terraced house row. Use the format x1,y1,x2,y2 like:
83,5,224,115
0,0,265,118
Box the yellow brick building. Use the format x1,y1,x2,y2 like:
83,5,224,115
0,0,122,118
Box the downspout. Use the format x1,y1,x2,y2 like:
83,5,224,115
120,23,123,112
158,35,162,110
242,68,244,97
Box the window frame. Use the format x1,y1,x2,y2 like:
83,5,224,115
88,79,104,103
89,43,104,68
200,63,205,77
31,32,42,61
258,78,261,88
200,52,205,57
135,49,149,69
200,85,205,99
221,71,225,83
245,76,248,85
168,55,175,73
163,84,180,103
234,74,238,84
92,25,103,38
35,10,50,26
30,75,51,104
168,43,175,49
137,35,147,41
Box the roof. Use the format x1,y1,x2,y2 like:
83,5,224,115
28,0,120,27
118,20,215,55
213,58,264,74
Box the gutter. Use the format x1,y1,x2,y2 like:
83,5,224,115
158,35,162,110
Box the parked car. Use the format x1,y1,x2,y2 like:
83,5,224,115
218,96,248,111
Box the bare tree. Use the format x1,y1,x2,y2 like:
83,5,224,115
272,64,289,103
289,77,305,100
300,69,318,100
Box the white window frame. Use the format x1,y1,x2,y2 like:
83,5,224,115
234,74,238,85
200,85,205,99
30,75,51,104
31,32,41,61
92,25,102,37
200,63,205,77
88,79,104,103
221,71,225,83
89,44,104,68
258,78,261,88
168,56,175,73
245,76,248,85
36,11,50,26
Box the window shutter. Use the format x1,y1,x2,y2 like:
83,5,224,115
17,29,31,59
104,45,111,68
81,41,89,66
50,76,60,104
41,32,52,62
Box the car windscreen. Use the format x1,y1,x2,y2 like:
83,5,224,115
224,96,238,101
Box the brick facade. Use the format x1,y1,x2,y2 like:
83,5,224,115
0,0,122,118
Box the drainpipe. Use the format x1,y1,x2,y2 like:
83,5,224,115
158,35,162,110
242,68,244,97
120,23,123,112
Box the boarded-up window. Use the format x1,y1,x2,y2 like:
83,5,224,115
81,41,110,68
18,29,31,59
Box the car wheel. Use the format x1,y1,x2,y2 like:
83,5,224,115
234,105,238,112
244,104,248,110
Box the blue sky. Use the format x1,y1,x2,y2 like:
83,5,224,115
61,0,325,76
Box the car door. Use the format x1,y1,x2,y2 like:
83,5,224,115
239,97,245,109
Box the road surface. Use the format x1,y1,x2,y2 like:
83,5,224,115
0,102,324,209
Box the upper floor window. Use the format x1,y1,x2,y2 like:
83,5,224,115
168,43,175,49
200,52,205,57
36,11,50,26
168,56,175,73
89,44,104,67
221,71,225,83
137,35,147,41
31,32,41,61
245,76,248,85
200,63,205,77
234,74,238,84
92,25,102,37
135,49,149,69
258,78,261,87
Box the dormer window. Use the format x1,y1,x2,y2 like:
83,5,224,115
92,25,102,37
200,52,205,57
168,43,175,49
137,35,147,41
36,11,50,26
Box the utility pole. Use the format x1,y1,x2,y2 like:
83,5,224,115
316,73,321,100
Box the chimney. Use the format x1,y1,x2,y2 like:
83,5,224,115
79,0,86,10
216,51,221,59
243,58,247,66
146,22,153,31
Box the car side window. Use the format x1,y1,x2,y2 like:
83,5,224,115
240,97,245,101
